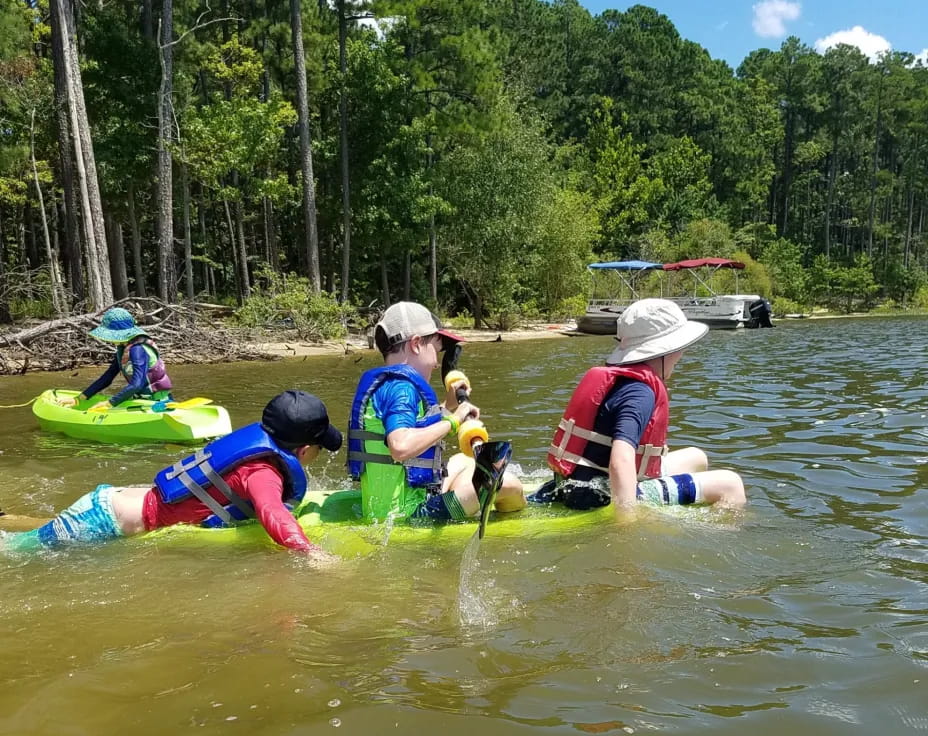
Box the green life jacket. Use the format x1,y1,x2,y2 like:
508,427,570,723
358,397,436,520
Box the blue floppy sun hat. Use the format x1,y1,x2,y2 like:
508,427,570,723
89,307,148,343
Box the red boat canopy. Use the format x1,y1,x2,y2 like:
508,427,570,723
663,258,745,271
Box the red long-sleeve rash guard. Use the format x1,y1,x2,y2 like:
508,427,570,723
141,459,315,551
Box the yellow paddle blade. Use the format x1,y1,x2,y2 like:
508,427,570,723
165,397,214,410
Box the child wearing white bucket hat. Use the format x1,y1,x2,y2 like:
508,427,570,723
536,298,745,510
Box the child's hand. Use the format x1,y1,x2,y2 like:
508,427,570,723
56,396,77,408
304,548,339,567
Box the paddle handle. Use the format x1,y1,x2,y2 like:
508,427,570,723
443,370,470,405
458,419,488,458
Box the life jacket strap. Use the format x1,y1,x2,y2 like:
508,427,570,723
546,446,610,474
348,429,383,442
165,450,254,523
348,419,444,475
636,443,668,480
555,417,612,448
347,450,441,471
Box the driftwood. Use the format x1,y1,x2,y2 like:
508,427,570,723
0,297,276,376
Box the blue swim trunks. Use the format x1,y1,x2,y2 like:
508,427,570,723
409,489,476,522
3,484,124,551
530,473,701,510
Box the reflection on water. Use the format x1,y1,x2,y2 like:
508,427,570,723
0,315,927,734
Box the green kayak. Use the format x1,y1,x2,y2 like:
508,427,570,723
144,486,614,556
32,389,232,444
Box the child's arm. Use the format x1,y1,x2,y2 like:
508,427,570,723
77,357,121,401
108,344,151,406
608,440,639,507
244,465,319,552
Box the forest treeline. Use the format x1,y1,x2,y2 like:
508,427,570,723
1,0,927,331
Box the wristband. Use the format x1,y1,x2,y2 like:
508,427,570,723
442,414,460,435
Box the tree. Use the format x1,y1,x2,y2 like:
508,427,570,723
290,0,321,292
51,0,112,307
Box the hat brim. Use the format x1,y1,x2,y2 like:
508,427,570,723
319,424,343,452
436,328,465,343
606,320,708,365
89,325,148,343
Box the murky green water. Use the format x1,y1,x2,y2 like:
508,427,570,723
1,316,926,735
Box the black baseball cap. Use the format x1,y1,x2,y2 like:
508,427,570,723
261,390,342,452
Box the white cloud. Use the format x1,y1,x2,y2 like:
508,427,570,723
915,48,928,66
814,26,891,62
752,1,801,38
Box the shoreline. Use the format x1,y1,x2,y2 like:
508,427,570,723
2,310,925,373
256,323,575,358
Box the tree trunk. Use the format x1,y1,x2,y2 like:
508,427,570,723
222,198,243,304
25,204,38,272
65,0,110,305
199,187,211,295
127,182,146,296
380,252,391,307
824,131,839,258
290,0,321,292
780,112,794,237
904,146,918,269
30,110,65,316
53,0,111,308
866,70,884,259
263,196,279,272
182,163,195,300
428,217,437,305
156,0,176,301
337,0,352,303
105,214,129,300
141,0,153,40
472,292,483,329
234,197,250,300
403,250,411,300
0,222,12,323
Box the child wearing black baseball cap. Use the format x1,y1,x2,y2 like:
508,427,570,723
2,391,342,556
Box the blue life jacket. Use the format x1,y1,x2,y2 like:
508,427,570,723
153,422,307,528
347,363,443,486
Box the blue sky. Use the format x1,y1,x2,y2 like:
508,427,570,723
579,1,928,68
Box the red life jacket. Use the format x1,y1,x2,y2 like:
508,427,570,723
547,363,669,480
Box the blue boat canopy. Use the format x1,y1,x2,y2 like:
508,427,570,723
588,260,662,271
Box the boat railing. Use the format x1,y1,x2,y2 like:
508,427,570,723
586,297,635,311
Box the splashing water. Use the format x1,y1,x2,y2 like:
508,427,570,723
458,530,497,630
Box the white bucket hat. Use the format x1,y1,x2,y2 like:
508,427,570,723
606,298,708,365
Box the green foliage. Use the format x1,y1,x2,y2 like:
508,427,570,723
647,136,717,232
529,188,598,317
912,284,928,310
580,100,662,252
234,272,356,341
760,238,808,304
675,219,736,261
808,254,881,313
771,297,806,316
3,0,928,326
437,95,552,327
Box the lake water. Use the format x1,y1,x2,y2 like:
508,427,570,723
0,316,926,735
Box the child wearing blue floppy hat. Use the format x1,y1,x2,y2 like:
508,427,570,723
57,307,175,410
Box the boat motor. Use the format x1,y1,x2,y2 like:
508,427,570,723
748,298,774,328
